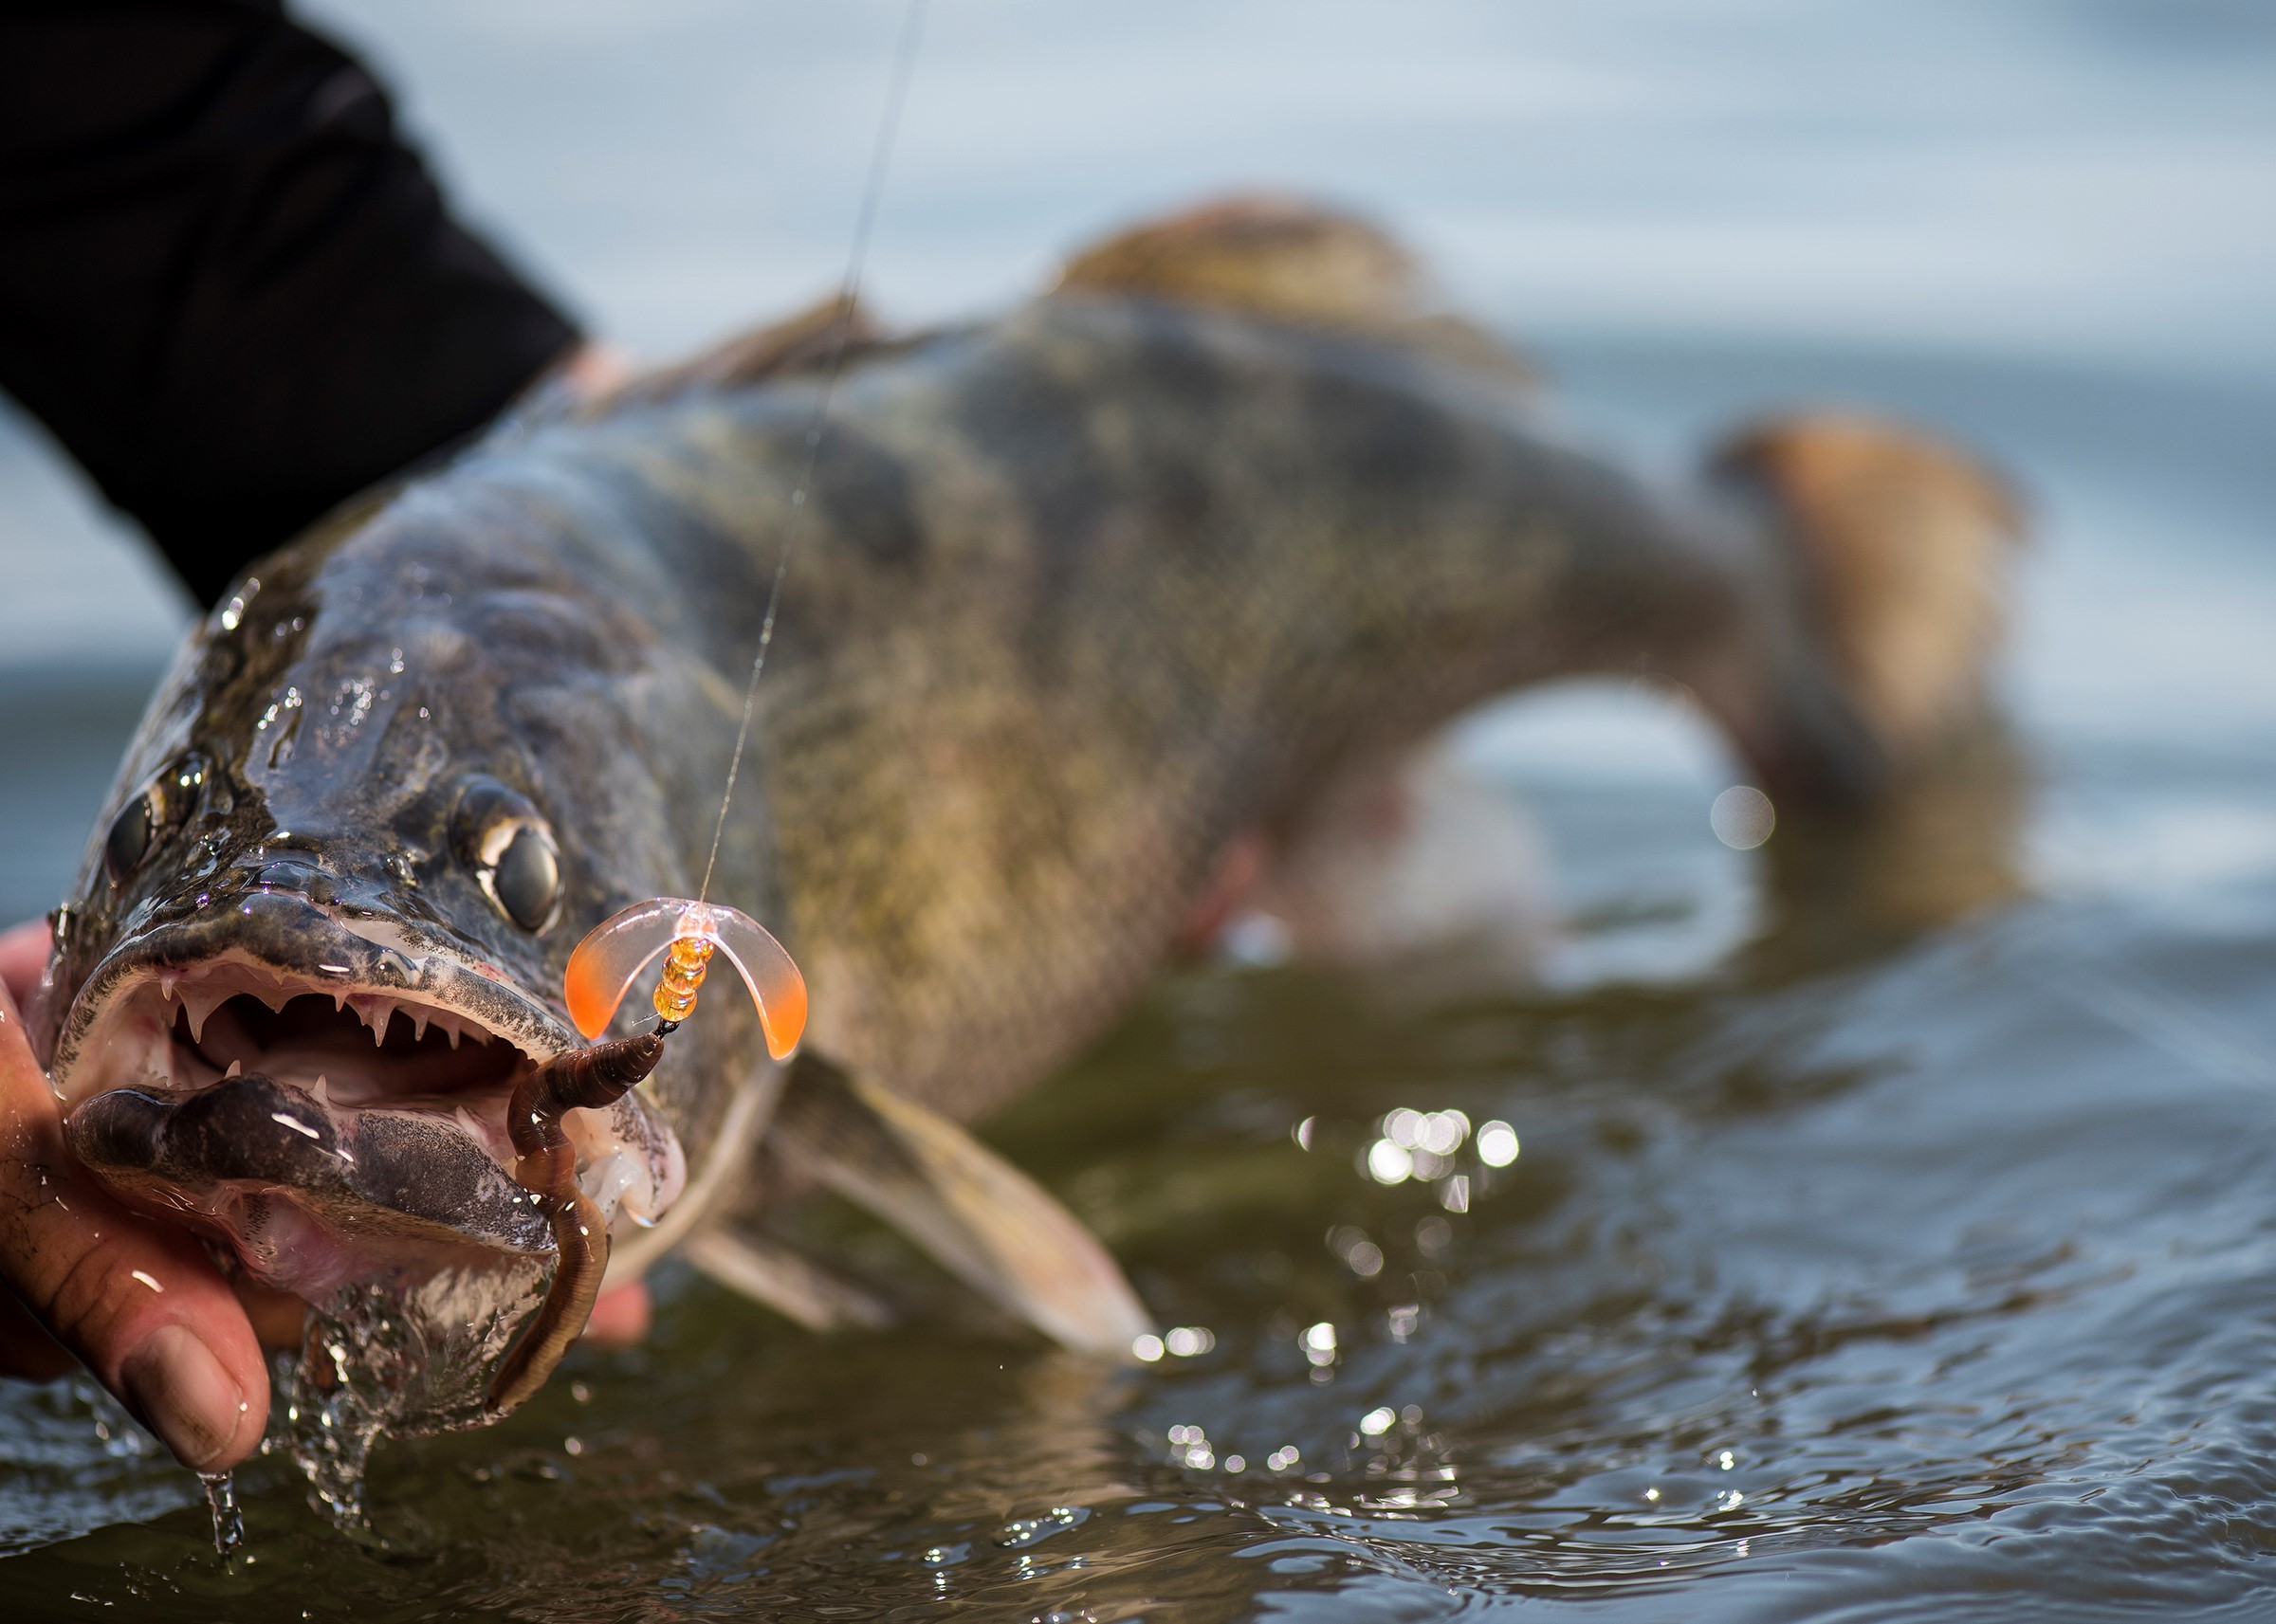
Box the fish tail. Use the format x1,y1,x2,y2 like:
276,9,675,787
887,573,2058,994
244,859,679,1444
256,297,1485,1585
1055,196,2023,815
1711,413,2026,794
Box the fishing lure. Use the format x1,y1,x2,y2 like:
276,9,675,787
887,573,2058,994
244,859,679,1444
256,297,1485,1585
563,897,807,1055
486,0,918,1419
486,901,807,1416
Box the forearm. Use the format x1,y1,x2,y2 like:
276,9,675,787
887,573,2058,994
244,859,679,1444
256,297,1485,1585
0,1,583,606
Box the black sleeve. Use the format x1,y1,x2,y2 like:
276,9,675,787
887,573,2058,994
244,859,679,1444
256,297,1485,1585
0,1,582,607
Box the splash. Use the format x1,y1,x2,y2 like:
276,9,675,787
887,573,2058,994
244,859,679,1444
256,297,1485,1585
277,1261,547,1530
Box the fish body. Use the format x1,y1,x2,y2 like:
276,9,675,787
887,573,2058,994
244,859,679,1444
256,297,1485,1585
27,202,2014,1451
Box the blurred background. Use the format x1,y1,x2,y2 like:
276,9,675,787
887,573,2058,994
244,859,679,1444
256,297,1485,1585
7,5,2276,1615
4,0,2273,940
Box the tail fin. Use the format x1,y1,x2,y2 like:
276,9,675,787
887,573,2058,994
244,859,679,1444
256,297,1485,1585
1055,193,1533,382
1713,413,2025,770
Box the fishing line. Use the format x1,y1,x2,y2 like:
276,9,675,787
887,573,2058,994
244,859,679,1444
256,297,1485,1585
696,0,927,903
496,10,925,1415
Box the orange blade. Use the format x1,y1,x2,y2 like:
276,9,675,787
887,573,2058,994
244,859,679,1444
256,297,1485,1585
562,897,687,1039
707,905,809,1060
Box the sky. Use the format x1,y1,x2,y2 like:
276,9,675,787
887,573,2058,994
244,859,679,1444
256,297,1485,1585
3,0,2270,666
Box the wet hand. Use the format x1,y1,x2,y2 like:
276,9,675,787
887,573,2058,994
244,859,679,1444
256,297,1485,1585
0,919,267,1471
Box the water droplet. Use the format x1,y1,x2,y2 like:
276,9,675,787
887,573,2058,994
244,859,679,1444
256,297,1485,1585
1711,785,1775,849
201,1470,244,1557
994,1505,1088,1547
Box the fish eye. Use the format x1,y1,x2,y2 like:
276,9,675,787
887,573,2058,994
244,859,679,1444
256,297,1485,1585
492,826,561,932
104,794,156,885
452,776,562,933
103,755,204,886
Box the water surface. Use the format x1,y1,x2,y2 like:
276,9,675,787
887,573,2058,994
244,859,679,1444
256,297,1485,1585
3,4,2274,1618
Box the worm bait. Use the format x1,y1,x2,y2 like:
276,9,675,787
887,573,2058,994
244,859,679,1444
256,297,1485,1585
485,899,806,1416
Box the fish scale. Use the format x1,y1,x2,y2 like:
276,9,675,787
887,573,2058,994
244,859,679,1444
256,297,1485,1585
536,296,1856,1124
28,198,2015,1487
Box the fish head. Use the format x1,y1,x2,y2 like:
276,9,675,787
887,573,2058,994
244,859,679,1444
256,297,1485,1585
28,516,743,1327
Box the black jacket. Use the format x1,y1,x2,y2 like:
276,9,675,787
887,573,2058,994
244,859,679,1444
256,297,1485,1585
0,1,579,605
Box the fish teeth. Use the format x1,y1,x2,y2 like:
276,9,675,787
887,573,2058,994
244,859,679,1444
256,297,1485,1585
225,1059,242,1078
360,995,395,1047
179,982,232,1045
342,993,396,1046
410,1008,430,1043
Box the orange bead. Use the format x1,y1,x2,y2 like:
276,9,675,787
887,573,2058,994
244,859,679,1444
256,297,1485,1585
651,935,714,1022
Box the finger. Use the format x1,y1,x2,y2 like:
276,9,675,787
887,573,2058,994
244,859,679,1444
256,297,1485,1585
232,1274,309,1351
558,340,635,399
0,918,49,1011
0,978,268,1471
582,1280,651,1348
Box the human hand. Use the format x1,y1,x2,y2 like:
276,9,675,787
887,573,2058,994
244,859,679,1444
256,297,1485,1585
0,916,649,1471
556,340,635,400
0,919,267,1470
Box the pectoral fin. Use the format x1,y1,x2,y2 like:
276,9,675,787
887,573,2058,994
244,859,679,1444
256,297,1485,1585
682,1224,895,1332
770,1057,1153,1358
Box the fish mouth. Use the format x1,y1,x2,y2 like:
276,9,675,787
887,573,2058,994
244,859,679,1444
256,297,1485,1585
49,893,685,1302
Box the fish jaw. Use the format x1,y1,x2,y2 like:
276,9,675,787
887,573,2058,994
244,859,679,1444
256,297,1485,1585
45,890,686,1304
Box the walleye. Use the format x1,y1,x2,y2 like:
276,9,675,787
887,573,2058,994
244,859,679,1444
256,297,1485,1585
27,198,2018,1473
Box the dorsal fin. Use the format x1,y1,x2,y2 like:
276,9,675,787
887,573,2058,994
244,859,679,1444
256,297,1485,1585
1055,193,1533,382
681,1223,895,1331
581,293,889,415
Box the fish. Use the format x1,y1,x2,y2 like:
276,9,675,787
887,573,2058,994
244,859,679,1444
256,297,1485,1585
26,196,2019,1473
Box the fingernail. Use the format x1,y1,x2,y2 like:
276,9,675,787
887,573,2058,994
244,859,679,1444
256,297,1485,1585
119,1323,247,1470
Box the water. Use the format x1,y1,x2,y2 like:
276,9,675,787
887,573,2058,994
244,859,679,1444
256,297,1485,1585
4,2,2275,1617
197,1475,243,1560
277,1271,547,1530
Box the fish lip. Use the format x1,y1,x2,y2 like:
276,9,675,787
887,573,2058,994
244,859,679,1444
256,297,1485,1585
50,889,578,1104
49,890,684,1292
